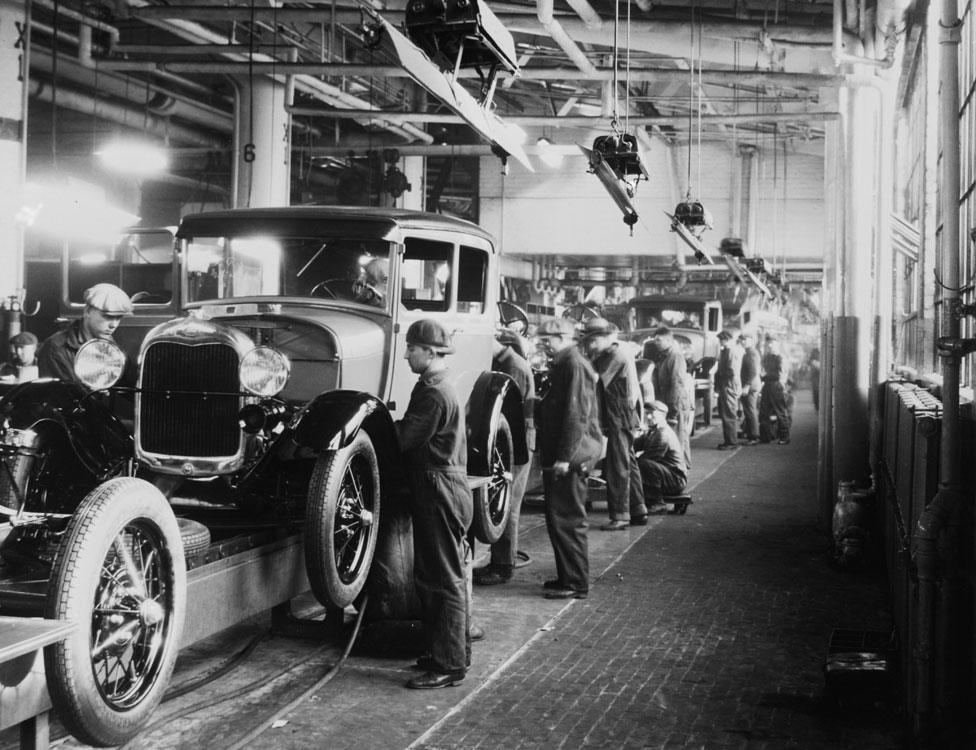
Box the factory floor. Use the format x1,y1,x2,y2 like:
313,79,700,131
4,392,904,749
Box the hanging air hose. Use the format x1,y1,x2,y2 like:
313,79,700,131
114,597,369,749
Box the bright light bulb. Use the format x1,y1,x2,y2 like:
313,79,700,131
97,139,169,176
536,137,564,168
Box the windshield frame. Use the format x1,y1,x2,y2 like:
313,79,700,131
180,233,396,313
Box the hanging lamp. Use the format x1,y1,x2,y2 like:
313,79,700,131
578,0,647,234
667,8,714,261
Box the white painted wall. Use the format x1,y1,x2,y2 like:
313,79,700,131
478,137,825,265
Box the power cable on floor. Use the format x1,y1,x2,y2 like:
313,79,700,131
223,595,369,750
116,598,367,748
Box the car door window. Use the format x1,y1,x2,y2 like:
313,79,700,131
400,238,453,312
457,245,487,315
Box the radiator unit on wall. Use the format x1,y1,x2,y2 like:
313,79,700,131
879,381,942,712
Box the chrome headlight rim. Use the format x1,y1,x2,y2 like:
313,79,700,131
239,346,290,397
74,339,127,390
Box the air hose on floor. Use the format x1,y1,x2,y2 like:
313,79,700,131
115,597,369,749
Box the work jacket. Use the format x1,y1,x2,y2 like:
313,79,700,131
537,345,602,468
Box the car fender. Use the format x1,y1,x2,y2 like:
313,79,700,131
288,389,400,477
0,379,133,477
467,371,528,474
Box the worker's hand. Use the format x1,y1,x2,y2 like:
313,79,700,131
552,460,570,476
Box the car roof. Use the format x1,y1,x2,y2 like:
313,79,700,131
176,206,495,246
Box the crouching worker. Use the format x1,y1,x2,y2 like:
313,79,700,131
635,400,688,514
396,319,474,689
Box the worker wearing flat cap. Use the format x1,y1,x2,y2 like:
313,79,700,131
1,331,40,383
580,317,647,530
535,316,602,600
634,400,687,513
396,318,475,689
38,283,134,385
714,329,743,450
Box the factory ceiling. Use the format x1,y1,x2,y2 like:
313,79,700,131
23,0,903,212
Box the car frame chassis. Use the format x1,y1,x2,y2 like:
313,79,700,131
0,206,527,747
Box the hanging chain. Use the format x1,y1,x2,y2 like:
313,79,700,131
611,0,620,132
685,3,694,198
696,17,703,197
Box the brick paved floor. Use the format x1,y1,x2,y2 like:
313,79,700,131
410,395,904,750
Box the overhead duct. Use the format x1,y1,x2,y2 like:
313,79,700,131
122,0,432,144
28,79,225,148
536,0,598,76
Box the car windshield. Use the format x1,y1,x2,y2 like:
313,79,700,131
183,235,393,309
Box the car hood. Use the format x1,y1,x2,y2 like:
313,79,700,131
183,299,388,359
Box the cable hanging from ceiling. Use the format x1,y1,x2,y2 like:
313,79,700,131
579,0,649,234
668,2,714,262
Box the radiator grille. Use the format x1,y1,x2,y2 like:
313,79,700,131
139,342,241,457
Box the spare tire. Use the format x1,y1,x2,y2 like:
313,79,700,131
177,518,211,558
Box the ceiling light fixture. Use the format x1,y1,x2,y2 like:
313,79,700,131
536,136,564,168
96,139,169,176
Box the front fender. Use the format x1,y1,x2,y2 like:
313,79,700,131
287,390,401,484
0,379,132,477
467,372,529,474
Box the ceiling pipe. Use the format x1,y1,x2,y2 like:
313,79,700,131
564,0,603,29
32,0,119,47
28,79,226,148
122,5,851,74
30,46,234,133
122,0,431,144
536,0,599,76
832,0,899,68
95,59,842,88
287,108,840,127
126,4,843,44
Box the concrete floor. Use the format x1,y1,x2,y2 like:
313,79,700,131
1,392,902,749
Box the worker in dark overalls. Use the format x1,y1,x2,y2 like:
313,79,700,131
535,317,602,600
37,283,133,384
581,317,647,530
396,319,474,689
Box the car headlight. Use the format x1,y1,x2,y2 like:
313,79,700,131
239,347,290,397
74,339,127,390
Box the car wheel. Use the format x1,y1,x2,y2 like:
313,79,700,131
305,431,381,609
44,477,186,747
472,415,513,544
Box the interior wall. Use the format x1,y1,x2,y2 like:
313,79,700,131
479,137,826,265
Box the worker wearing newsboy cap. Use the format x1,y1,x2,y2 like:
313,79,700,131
535,315,602,600
38,283,134,384
1,331,40,383
396,318,475,689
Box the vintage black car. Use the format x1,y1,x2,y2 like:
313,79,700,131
0,207,526,746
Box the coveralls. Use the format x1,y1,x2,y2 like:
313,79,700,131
592,343,646,522
37,320,89,383
739,344,762,441
538,345,602,593
759,353,792,442
396,369,473,674
488,345,535,572
37,320,136,388
651,347,693,469
715,344,743,446
635,422,688,503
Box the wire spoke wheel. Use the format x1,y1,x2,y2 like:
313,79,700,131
90,525,171,709
45,478,186,747
305,431,381,608
333,458,374,584
472,415,513,544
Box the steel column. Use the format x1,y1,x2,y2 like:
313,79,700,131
233,76,291,208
